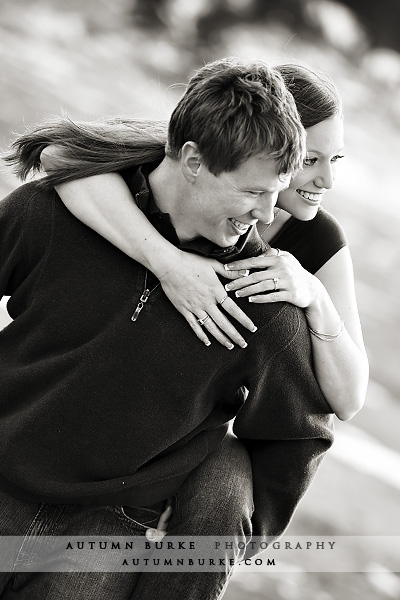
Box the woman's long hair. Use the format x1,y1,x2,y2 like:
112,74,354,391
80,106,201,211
3,62,341,188
3,116,167,187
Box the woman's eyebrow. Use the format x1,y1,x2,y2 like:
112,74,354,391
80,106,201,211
307,146,345,155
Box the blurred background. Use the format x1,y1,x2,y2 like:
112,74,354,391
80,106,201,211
0,0,399,597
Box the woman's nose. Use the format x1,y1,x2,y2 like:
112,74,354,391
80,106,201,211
314,162,334,190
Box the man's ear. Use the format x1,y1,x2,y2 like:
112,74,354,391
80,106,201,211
181,142,202,183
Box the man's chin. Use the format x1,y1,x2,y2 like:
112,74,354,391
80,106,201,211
204,227,240,248
217,229,242,247
217,235,240,248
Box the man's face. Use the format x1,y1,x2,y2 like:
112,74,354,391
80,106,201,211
177,153,290,247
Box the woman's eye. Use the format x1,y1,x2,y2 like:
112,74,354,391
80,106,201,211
303,157,317,167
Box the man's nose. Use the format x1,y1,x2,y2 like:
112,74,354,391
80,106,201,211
250,193,277,224
315,162,334,190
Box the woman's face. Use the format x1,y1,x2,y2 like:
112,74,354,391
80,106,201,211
277,114,344,220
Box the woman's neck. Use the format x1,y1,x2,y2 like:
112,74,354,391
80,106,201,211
257,209,292,244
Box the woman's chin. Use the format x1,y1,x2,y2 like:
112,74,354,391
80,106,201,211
277,196,320,221
292,204,320,221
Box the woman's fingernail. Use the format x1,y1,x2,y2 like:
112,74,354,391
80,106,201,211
251,326,258,332
225,283,234,291
235,291,242,298
239,269,250,277
224,264,231,271
248,297,255,303
240,341,248,348
205,340,211,347
227,343,234,350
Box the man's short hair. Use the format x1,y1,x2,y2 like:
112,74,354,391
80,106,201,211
166,57,306,177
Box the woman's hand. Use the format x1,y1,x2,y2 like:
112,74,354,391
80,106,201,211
145,500,173,542
157,251,257,350
224,248,323,309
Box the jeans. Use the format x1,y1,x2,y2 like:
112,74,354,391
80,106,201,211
0,433,253,600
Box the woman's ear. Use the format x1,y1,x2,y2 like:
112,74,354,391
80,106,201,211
181,141,202,183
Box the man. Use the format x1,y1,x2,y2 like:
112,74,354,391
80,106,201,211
0,58,334,599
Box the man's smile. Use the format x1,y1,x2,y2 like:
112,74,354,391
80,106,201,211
228,218,253,234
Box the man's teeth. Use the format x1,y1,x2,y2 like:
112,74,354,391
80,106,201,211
297,190,321,201
230,218,250,231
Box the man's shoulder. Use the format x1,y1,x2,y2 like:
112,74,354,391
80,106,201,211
254,300,305,337
235,298,307,360
0,181,57,254
1,180,56,209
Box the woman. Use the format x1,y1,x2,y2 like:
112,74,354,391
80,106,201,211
32,64,368,423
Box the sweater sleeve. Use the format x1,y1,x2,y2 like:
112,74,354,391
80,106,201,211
232,303,334,555
0,186,29,300
0,183,53,314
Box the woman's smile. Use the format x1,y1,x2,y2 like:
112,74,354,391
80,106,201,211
296,189,323,205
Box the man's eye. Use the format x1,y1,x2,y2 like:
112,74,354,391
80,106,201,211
248,191,263,196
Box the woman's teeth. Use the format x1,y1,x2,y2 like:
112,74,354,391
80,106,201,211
297,190,322,202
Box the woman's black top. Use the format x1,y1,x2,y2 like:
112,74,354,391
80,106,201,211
270,208,348,274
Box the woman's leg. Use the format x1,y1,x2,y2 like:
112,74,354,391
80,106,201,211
131,432,254,600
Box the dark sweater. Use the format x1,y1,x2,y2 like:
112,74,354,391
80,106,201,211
0,168,334,540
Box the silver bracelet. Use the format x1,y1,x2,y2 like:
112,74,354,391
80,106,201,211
309,317,344,341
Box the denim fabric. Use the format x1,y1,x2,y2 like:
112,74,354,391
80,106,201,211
0,434,253,600
0,496,155,599
130,433,253,600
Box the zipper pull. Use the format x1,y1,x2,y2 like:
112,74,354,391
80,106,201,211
131,302,144,322
131,289,150,322
140,289,151,302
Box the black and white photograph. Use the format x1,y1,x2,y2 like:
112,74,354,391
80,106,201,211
0,1,399,598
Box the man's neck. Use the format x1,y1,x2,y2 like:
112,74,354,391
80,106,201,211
148,158,197,243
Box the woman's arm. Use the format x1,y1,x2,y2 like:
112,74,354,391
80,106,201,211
310,247,368,418
40,148,256,350
223,247,369,420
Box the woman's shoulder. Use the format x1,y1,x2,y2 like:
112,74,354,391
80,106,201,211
307,208,348,245
313,207,346,230
271,208,348,274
